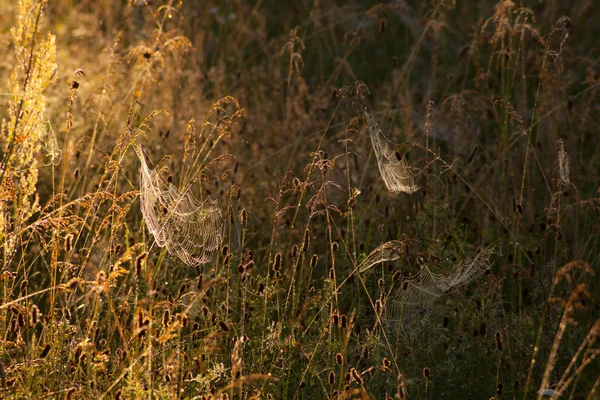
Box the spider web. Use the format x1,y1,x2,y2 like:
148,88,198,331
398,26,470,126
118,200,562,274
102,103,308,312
136,145,223,266
387,246,495,335
41,122,61,166
358,240,405,273
363,109,419,194
557,139,570,186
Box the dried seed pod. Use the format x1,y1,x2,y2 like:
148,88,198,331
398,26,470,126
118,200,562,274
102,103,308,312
219,321,229,332
495,331,503,352
273,252,282,272
497,382,504,395
350,368,363,385
375,299,382,314
240,209,248,228
40,344,51,358
328,370,335,385
301,230,310,252
136,252,148,277
336,353,343,365
362,346,369,360
96,271,106,286
30,305,39,325
513,379,520,392
422,367,430,378
291,244,299,259
178,283,188,297
65,233,74,252
332,312,339,326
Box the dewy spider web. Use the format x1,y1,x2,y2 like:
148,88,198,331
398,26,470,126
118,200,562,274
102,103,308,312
387,246,495,335
135,145,223,266
358,240,406,273
41,122,61,166
363,108,419,194
557,139,570,186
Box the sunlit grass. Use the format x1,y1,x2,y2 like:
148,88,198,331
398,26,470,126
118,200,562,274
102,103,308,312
0,0,598,398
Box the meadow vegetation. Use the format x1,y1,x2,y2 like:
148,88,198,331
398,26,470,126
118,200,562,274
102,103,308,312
0,0,598,398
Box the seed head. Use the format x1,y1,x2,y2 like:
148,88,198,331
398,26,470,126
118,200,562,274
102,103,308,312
301,230,310,252
178,283,188,297
375,299,383,314
30,305,39,325
350,368,363,385
332,312,339,326
40,344,51,358
240,208,248,228
273,252,282,272
328,370,335,385
219,321,229,332
135,252,148,277
291,244,299,259
497,382,504,395
495,331,503,351
163,309,170,327
65,233,74,252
